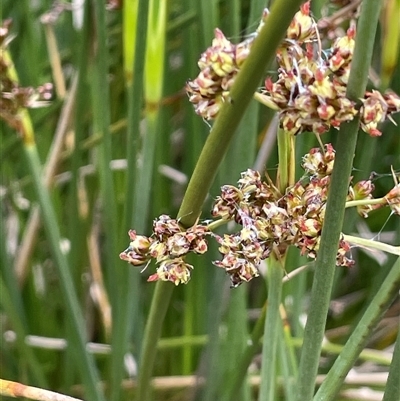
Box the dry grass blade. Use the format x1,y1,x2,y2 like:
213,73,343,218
0,379,84,401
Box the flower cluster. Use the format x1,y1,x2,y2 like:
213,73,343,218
119,215,209,285
360,90,400,136
186,2,400,136
0,19,53,132
211,146,355,286
185,2,319,122
185,28,253,120
121,144,399,287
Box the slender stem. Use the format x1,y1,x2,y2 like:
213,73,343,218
135,281,174,401
258,256,284,401
24,144,105,401
345,197,387,208
295,1,383,399
5,39,104,400
382,318,400,401
313,257,400,401
343,234,400,256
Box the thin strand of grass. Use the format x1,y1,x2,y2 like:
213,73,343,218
313,257,400,401
89,0,119,298
23,143,105,401
14,74,78,286
258,256,284,401
0,276,47,386
88,3,124,398
295,1,383,399
136,2,305,399
382,319,400,401
111,0,150,398
5,41,104,400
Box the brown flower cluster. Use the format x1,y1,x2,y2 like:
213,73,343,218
211,144,355,286
186,2,400,136
185,28,252,120
1,20,53,132
119,215,209,285
121,144,399,287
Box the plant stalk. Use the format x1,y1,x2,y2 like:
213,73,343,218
135,1,304,400
295,1,383,399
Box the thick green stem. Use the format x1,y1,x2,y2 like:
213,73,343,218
314,257,400,401
295,1,383,400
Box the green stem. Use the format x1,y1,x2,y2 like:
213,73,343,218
382,318,400,401
295,1,383,399
113,0,150,397
345,197,387,208
24,144,105,401
343,234,400,256
258,257,284,401
135,281,174,401
225,303,267,401
6,32,104,399
135,1,305,400
313,257,400,401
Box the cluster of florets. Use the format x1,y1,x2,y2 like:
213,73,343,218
120,144,399,287
262,21,400,136
211,144,354,287
0,19,53,132
185,28,253,120
186,2,400,135
119,215,209,285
